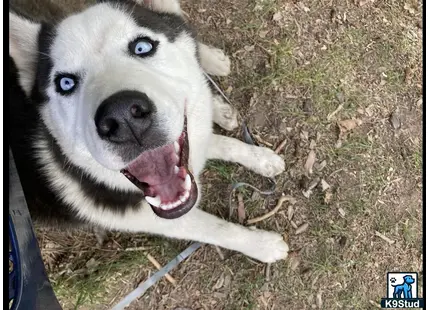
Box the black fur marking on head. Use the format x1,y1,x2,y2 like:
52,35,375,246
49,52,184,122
30,23,55,105
116,2,196,43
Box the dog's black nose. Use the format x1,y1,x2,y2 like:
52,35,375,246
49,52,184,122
95,90,155,143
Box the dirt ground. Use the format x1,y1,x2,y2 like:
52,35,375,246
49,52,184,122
22,0,422,309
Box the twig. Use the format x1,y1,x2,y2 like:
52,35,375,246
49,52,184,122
146,253,177,286
214,246,225,260
265,263,272,281
112,243,201,310
237,193,246,224
274,139,287,154
374,231,395,245
247,196,291,225
125,246,148,252
254,135,274,147
327,104,344,121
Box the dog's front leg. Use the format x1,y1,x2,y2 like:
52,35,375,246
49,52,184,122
120,206,288,263
207,134,285,177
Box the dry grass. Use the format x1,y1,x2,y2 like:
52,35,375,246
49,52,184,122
25,0,423,308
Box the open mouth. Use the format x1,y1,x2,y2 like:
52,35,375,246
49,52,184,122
121,117,198,219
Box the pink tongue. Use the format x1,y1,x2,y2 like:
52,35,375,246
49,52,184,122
126,144,183,202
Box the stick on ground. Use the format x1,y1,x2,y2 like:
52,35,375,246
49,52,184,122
247,196,292,225
147,253,177,286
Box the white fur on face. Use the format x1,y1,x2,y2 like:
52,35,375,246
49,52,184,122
41,3,208,177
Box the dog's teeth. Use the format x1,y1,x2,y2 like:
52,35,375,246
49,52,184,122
184,190,190,200
174,166,180,174
172,200,181,207
184,174,191,190
145,196,161,207
174,141,180,153
179,195,187,203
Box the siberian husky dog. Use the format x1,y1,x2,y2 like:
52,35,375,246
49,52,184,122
9,0,289,263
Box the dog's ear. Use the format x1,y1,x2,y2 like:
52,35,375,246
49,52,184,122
9,12,41,95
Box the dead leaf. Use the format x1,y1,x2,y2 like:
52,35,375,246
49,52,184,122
389,112,401,130
85,258,99,269
324,191,333,204
259,30,269,38
338,208,346,218
213,274,225,290
308,177,320,191
287,204,295,221
302,190,312,199
320,179,330,191
304,150,317,175
223,274,232,287
336,92,345,103
330,8,337,22
316,291,323,308
404,3,416,14
315,160,327,171
237,193,246,224
298,2,310,12
303,178,319,198
295,223,309,235
290,221,298,229
272,12,282,22
303,98,313,115
244,45,255,52
251,191,260,201
359,0,374,6
290,256,300,271
338,236,347,247
309,139,317,150
338,119,358,132
275,139,287,154
404,67,413,84
300,130,309,141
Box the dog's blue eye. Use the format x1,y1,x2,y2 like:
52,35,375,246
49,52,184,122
55,74,78,95
134,41,152,55
129,37,158,58
60,77,75,91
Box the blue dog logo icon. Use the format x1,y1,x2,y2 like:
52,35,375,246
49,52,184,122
391,275,415,299
381,272,424,308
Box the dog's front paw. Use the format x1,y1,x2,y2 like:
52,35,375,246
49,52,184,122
244,230,289,263
213,96,239,131
250,146,285,178
199,44,231,76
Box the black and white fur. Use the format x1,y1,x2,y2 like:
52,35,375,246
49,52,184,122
9,0,289,263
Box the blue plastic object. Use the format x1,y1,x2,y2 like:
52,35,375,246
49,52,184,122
9,148,63,310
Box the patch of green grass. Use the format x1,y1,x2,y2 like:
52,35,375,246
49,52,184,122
234,273,265,309
327,135,374,162
206,160,237,182
412,149,422,172
52,251,149,309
